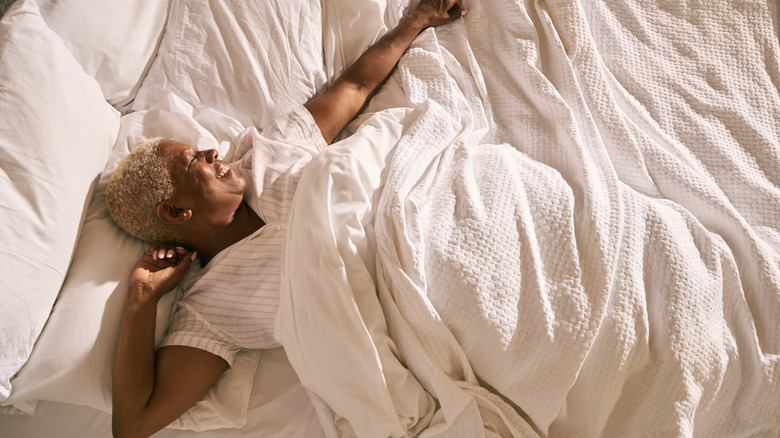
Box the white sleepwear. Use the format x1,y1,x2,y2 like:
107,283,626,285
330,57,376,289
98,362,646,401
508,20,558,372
161,105,327,366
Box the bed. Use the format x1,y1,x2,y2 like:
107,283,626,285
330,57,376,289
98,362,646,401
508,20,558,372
1,0,778,436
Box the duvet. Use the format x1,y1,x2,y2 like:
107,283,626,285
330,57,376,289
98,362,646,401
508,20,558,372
280,0,780,436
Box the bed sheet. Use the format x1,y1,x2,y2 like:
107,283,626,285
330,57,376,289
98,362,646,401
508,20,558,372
0,348,325,438
279,0,780,436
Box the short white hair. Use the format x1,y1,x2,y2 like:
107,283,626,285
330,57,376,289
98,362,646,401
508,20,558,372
106,138,183,244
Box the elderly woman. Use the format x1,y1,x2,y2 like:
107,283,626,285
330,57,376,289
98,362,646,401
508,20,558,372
105,1,467,437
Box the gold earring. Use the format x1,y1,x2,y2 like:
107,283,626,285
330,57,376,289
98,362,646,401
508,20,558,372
182,210,190,218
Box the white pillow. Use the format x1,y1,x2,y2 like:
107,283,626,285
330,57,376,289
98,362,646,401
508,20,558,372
2,94,262,431
132,0,326,129
321,0,408,82
34,0,170,109
0,0,120,401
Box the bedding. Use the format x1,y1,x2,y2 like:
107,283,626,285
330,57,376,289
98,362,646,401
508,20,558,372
4,94,263,429
1,347,325,438
33,0,170,110
131,0,326,128
280,0,780,436
1,0,779,437
1,0,326,435
0,0,119,401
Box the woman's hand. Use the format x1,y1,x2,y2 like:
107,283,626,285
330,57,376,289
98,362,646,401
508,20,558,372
411,0,468,29
130,246,195,301
305,0,467,143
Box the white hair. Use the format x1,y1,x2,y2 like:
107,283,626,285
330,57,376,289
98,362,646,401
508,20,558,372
106,138,183,244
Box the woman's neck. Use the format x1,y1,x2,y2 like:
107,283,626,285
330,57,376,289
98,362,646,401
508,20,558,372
188,201,265,264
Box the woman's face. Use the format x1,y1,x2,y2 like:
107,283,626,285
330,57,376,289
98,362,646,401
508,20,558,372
158,140,246,226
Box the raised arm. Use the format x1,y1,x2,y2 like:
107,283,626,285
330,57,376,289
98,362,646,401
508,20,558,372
112,247,228,438
305,0,467,143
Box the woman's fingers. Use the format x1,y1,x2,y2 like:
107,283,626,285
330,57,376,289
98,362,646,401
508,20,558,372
149,245,190,261
449,0,467,19
415,0,467,27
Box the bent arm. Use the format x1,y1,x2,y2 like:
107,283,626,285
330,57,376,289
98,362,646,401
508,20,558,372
112,286,227,438
305,0,466,143
112,247,228,438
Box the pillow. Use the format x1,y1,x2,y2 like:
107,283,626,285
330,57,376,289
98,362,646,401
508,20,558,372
34,0,170,109
2,94,262,431
0,0,119,401
132,0,326,129
321,0,409,82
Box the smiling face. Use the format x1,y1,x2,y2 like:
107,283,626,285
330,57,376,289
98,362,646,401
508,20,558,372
157,139,247,228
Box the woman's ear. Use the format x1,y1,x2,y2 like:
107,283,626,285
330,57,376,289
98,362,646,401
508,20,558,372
156,202,192,225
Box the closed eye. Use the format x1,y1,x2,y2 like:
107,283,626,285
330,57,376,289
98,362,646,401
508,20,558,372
187,153,197,170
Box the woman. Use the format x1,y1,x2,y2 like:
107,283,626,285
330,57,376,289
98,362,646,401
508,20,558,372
107,1,467,437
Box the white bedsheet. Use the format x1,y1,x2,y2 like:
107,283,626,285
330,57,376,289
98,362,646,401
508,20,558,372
0,348,324,438
280,0,780,436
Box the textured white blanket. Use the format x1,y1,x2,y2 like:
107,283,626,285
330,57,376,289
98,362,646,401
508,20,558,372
281,0,780,436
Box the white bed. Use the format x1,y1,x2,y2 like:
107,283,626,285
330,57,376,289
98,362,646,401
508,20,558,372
1,0,778,436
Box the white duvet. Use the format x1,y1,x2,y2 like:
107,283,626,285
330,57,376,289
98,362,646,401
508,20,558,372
279,0,780,436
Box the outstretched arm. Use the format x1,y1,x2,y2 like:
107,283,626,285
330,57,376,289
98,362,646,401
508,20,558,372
112,247,228,438
305,0,467,143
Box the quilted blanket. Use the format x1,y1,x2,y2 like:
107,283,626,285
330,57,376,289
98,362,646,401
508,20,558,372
279,0,780,436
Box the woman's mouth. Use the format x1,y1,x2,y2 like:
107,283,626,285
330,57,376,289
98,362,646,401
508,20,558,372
217,165,232,179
